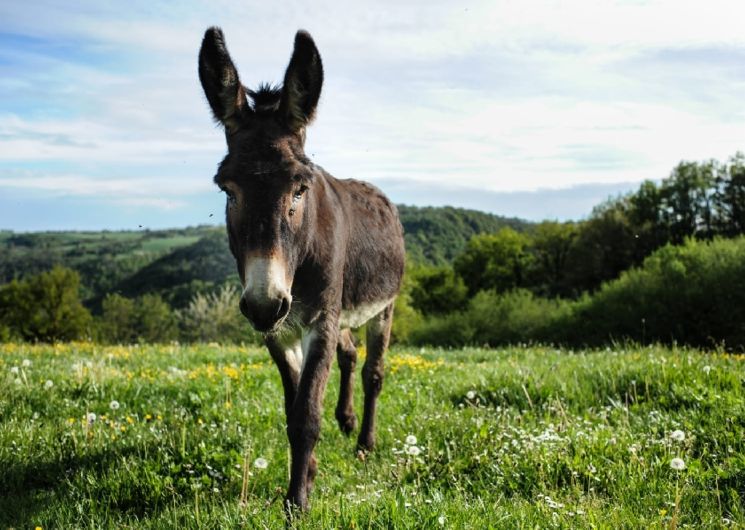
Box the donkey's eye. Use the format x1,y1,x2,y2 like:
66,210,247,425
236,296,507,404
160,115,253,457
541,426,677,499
293,185,308,200
223,189,237,206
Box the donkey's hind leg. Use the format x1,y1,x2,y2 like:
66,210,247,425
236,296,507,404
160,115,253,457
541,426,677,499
335,328,358,435
357,303,394,452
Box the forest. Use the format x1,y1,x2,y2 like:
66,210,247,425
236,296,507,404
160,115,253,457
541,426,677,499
2,152,745,349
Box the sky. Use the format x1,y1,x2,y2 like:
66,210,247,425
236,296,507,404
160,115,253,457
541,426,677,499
2,0,745,230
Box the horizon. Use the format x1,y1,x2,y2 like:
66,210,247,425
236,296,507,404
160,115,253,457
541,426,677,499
2,1,745,230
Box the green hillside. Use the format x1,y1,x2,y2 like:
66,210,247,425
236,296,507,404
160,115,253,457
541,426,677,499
0,206,527,309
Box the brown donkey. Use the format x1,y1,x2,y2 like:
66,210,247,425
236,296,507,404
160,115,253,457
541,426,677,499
198,28,405,512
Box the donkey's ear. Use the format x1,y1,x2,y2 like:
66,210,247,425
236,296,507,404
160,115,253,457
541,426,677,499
279,30,323,132
198,27,250,133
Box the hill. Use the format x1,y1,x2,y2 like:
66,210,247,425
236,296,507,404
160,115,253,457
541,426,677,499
0,205,530,309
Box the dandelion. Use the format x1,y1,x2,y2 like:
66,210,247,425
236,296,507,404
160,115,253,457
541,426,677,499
44,380,54,390
10,366,19,375
438,515,445,526
405,434,417,446
702,365,711,375
14,378,22,385
109,400,120,411
670,457,686,470
22,359,31,368
86,412,97,425
253,457,268,470
670,430,685,442
406,445,421,456
466,390,476,400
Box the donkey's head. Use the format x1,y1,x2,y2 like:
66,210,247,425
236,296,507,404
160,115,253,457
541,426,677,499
199,28,323,332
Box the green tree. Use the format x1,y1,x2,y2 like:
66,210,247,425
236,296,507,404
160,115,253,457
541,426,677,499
98,293,136,343
0,266,91,341
409,265,468,314
97,292,177,343
527,221,577,296
454,228,533,295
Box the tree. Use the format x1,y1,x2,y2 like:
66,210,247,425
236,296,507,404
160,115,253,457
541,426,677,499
409,265,468,314
97,292,177,343
0,266,91,341
527,221,577,297
454,228,533,295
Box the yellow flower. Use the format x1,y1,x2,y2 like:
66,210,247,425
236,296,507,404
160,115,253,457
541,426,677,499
145,413,152,421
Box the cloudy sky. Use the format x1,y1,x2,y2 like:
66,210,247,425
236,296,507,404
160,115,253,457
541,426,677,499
2,1,745,230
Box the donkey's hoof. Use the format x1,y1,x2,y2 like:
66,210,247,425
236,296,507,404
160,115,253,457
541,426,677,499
356,435,376,453
335,411,358,435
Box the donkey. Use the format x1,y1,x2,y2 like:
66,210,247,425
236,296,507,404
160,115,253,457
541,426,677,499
198,28,405,511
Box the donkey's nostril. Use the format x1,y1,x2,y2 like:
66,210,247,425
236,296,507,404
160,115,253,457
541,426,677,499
277,296,291,320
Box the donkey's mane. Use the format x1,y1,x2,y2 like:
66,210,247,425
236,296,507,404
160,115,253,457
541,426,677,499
248,83,282,114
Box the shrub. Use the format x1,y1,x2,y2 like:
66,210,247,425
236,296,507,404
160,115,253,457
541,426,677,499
179,284,261,344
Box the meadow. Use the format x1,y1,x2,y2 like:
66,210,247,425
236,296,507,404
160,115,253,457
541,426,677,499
1,342,743,528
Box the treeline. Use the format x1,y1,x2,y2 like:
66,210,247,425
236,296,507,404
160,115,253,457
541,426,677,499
394,152,745,350
0,267,260,344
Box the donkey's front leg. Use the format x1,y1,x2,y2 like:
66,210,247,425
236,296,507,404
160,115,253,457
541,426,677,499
285,319,337,512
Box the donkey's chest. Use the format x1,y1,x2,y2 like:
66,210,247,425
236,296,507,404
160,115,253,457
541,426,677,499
339,297,394,329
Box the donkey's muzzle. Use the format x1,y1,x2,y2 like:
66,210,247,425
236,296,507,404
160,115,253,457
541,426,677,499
240,293,291,332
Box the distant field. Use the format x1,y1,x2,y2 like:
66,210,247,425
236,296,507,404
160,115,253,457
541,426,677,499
1,343,743,528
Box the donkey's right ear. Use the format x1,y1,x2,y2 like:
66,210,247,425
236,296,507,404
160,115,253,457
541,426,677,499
198,27,250,133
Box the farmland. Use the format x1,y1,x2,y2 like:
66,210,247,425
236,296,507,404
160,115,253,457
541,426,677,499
1,342,743,528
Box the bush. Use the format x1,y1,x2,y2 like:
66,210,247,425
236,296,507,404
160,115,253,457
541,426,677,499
179,284,261,344
407,289,570,347
563,236,745,349
97,292,178,344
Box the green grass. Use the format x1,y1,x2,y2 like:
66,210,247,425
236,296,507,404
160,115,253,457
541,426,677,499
1,342,743,528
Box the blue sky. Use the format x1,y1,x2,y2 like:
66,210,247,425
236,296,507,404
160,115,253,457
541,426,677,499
2,0,745,230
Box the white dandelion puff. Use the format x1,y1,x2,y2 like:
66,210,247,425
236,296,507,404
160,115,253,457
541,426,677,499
405,434,417,446
253,457,268,470
406,445,421,456
10,366,19,375
44,380,54,390
438,515,445,526
670,430,685,442
14,378,21,385
86,412,97,425
466,390,476,400
670,457,686,470
109,400,120,411
22,359,31,368
702,365,711,375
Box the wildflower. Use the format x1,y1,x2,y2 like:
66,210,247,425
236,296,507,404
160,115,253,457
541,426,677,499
14,378,22,385
670,457,686,470
702,365,711,375
406,445,421,456
86,412,97,425
254,457,268,469
22,359,31,368
109,400,120,411
10,366,19,375
405,434,417,446
670,430,685,442
466,390,476,400
438,515,445,526
44,380,54,390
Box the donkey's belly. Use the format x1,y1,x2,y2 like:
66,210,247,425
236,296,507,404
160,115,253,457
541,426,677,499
339,297,394,329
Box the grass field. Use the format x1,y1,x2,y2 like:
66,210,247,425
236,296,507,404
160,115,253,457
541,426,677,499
1,342,744,528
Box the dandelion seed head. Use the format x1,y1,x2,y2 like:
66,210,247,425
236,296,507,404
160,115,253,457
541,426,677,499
253,457,268,470
22,359,31,368
670,457,686,470
405,434,417,446
44,380,53,390
670,430,685,442
466,390,476,400
109,400,120,411
14,378,21,385
438,515,445,526
10,366,19,375
86,412,96,425
406,445,421,456
703,365,712,375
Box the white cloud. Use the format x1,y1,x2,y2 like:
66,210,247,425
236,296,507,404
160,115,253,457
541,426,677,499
3,0,745,223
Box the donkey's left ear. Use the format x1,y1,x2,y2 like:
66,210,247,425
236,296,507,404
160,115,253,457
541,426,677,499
279,30,323,132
